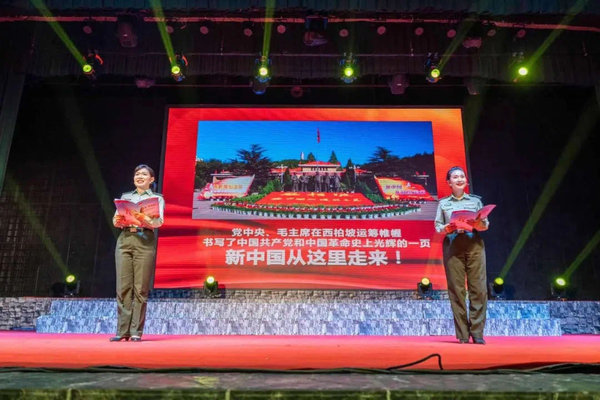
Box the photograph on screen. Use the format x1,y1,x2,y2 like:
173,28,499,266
193,121,437,221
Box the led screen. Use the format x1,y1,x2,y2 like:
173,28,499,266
156,107,467,289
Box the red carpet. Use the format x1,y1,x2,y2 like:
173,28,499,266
2,332,599,370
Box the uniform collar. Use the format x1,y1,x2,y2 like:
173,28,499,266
450,193,471,201
132,188,153,196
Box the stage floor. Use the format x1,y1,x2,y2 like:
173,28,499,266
2,332,599,371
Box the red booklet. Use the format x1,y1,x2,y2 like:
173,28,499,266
114,197,160,228
450,204,496,231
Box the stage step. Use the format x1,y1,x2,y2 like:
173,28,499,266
36,299,562,336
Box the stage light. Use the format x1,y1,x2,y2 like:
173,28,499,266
551,277,568,300
518,66,529,76
82,23,93,35
511,52,530,82
258,66,269,78
446,27,457,38
344,65,354,77
242,21,254,37
376,25,387,35
425,53,441,83
338,27,349,38
64,274,80,297
170,52,188,82
203,275,219,297
251,55,271,94
417,277,433,300
82,50,103,79
199,21,211,35
413,24,425,36
254,55,271,83
340,54,357,84
488,277,505,300
276,23,287,34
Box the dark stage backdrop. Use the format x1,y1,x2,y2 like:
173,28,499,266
0,84,598,299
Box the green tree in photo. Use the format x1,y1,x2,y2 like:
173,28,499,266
235,144,273,192
328,151,339,164
369,146,396,163
195,159,226,189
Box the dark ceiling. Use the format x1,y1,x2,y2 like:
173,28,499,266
1,0,599,86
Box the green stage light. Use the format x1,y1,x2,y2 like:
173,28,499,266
254,56,272,87
417,277,433,299
82,63,93,74
343,65,354,78
551,277,568,300
425,53,441,83
489,277,505,300
64,274,80,297
258,66,269,78
426,65,441,83
518,66,529,76
340,55,358,84
170,52,188,82
203,275,220,297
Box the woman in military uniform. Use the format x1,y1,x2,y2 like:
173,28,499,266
111,164,165,342
434,166,489,344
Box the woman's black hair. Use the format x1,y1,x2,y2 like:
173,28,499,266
134,164,155,177
446,166,465,181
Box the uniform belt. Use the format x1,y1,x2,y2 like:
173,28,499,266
123,227,152,233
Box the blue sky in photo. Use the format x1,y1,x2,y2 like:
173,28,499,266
196,121,433,165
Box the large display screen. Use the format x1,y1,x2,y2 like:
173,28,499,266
156,107,467,289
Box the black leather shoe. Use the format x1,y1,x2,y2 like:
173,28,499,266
458,338,469,344
130,336,142,342
472,337,486,345
109,336,129,342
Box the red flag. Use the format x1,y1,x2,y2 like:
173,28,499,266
317,128,320,143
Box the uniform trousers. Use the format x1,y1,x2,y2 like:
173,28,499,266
115,229,156,337
442,232,487,340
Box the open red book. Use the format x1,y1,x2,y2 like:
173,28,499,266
114,197,160,228
450,204,496,231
